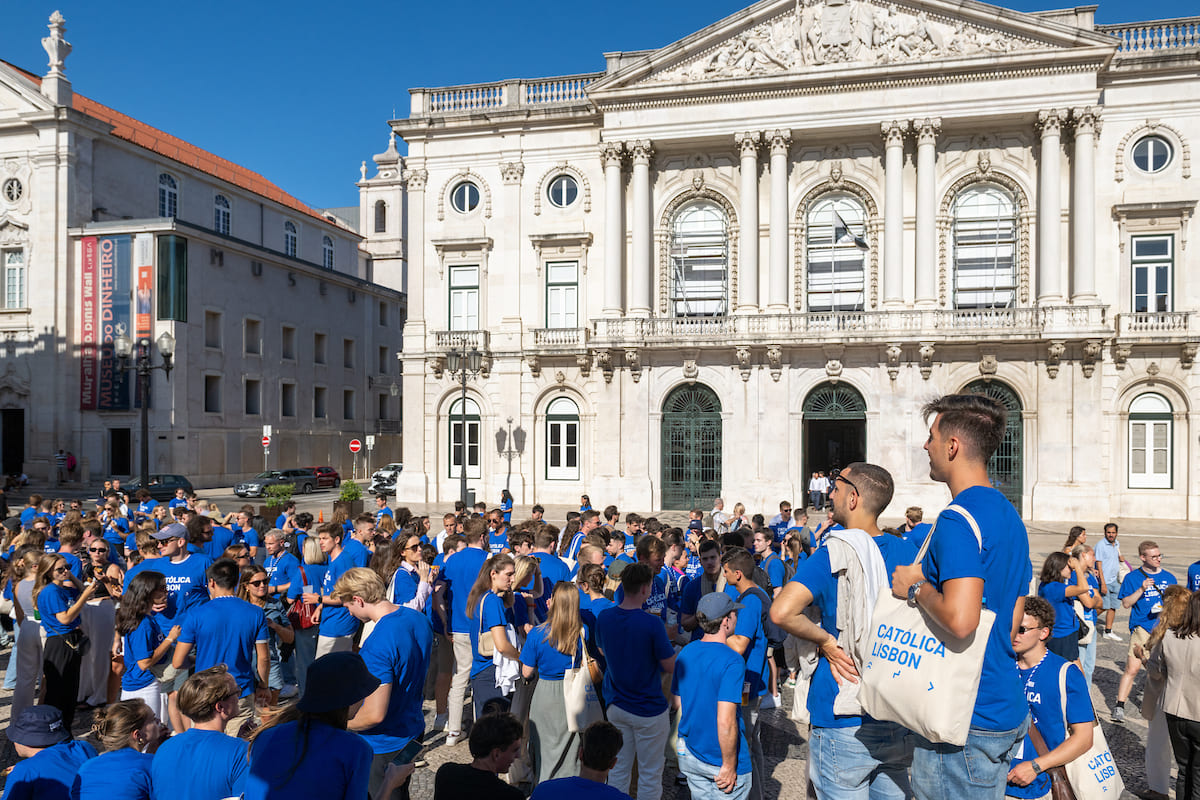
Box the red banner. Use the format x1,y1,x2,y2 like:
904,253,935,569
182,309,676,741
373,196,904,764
135,234,153,340
80,237,98,409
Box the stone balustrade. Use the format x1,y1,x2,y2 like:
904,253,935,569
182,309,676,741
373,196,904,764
1098,17,1200,54
432,329,489,351
1115,311,1197,336
412,73,603,116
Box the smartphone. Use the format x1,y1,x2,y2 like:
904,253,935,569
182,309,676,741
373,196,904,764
390,738,423,766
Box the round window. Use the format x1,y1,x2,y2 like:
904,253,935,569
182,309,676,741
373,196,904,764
1132,135,1172,174
450,181,480,213
547,174,579,209
1,178,22,204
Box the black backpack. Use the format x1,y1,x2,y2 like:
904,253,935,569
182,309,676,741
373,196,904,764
738,585,786,649
762,552,796,586
751,564,774,597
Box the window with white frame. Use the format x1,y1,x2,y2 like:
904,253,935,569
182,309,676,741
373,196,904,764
546,397,580,481
806,195,866,312
1132,136,1173,174
547,174,578,209
284,221,297,257
952,184,1016,309
448,397,481,479
322,236,334,270
1129,392,1172,489
158,174,177,218
669,201,729,317
1132,236,1172,313
545,261,578,328
448,265,479,331
374,200,387,233
214,195,231,235
3,249,25,309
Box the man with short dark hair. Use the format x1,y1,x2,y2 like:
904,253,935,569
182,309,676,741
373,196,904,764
530,504,544,522
1113,539,1177,723
721,548,771,800
567,510,601,560
531,721,631,799
1094,522,1127,640
302,523,362,658
432,712,524,800
531,525,571,618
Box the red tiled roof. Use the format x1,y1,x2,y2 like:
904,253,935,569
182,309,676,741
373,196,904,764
3,60,337,227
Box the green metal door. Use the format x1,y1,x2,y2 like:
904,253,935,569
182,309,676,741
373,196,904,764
661,385,722,510
965,380,1023,514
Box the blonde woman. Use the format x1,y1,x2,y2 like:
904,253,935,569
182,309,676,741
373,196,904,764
729,502,750,532
8,546,44,720
513,554,543,632
521,581,587,786
465,553,520,717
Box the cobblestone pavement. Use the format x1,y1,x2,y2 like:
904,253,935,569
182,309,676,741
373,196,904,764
1,513,1194,799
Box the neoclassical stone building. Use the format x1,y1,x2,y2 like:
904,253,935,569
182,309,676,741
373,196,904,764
376,0,1199,520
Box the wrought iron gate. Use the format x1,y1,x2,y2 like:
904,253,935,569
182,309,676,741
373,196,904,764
661,385,722,510
965,380,1024,514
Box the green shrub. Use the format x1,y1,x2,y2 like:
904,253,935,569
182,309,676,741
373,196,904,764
264,483,295,510
338,480,363,502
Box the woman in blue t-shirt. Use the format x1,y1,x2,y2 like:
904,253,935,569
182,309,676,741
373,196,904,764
1037,552,1090,662
465,553,520,718
289,536,328,699
521,581,587,788
115,571,180,727
73,699,168,800
34,552,100,731
500,489,514,524
240,564,294,706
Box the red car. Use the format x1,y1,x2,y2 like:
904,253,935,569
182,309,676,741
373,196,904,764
307,465,341,489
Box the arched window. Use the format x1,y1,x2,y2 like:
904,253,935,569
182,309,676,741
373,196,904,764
284,221,297,258
952,184,1016,309
1129,392,1172,489
322,236,334,270
448,397,481,479
374,200,387,233
546,397,580,480
669,201,729,317
806,195,866,312
158,174,178,218
213,195,230,235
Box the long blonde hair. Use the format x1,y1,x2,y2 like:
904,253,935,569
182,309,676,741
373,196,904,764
541,581,583,656
513,555,543,601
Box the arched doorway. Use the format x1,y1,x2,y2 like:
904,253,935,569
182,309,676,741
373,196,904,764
965,380,1023,514
803,383,867,485
661,384,722,510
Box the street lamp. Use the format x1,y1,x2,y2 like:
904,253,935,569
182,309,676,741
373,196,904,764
495,416,526,492
445,347,482,509
114,331,175,490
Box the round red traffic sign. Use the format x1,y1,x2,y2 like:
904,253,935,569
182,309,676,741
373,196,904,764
261,435,270,448
349,439,362,453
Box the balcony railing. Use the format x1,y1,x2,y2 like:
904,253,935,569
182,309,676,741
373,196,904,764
413,73,603,116
1098,17,1200,54
1116,311,1197,336
532,327,589,348
375,420,401,435
433,330,490,351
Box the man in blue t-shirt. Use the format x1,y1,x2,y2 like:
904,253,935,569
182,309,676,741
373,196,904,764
1190,559,1200,593
596,563,676,800
302,523,363,658
889,394,1031,800
531,526,572,619
441,517,489,744
720,548,772,800
672,592,752,800
680,539,739,642
374,495,393,527
3,705,97,800
1113,540,1177,723
772,461,916,800
263,530,300,597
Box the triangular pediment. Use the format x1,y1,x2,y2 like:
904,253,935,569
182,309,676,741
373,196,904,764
589,0,1116,97
0,61,55,117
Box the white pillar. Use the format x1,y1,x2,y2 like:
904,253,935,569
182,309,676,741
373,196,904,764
628,140,653,318
882,121,907,307
1038,109,1064,304
1071,107,1098,302
600,142,625,317
767,130,791,313
914,118,940,307
736,131,761,313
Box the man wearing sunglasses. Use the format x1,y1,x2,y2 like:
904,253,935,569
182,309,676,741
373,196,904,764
1112,540,1177,723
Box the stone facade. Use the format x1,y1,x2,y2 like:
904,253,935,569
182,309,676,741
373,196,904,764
373,0,1199,520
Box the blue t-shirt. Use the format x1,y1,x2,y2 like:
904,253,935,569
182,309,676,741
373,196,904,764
679,577,740,642
204,525,236,561
530,776,631,800
521,623,582,681
178,596,268,697
1007,655,1094,799
376,506,394,526
61,552,86,584
500,497,513,523
595,606,674,717
2,740,95,800
358,607,433,754
169,497,189,509
391,566,422,606
470,592,513,678
732,587,770,697
761,553,786,589
1082,574,1100,627
623,533,637,557
903,522,933,549
443,547,488,634
342,538,374,568
264,551,300,594
72,748,152,800
319,548,363,638
150,729,247,800
37,583,80,636
532,552,573,618
244,720,371,800
487,530,509,555
672,640,751,775
1118,568,1178,633
241,527,261,551
921,488,1031,732
136,499,158,518
156,554,213,627
1189,561,1200,593
1039,580,1079,638
123,614,166,691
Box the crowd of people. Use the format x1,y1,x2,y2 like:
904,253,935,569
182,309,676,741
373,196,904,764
2,392,1200,800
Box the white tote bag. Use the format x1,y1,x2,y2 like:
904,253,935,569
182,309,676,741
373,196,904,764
1058,663,1125,800
562,634,603,733
858,503,995,746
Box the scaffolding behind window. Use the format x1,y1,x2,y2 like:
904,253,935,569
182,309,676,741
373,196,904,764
669,201,729,317
806,195,866,312
952,185,1016,309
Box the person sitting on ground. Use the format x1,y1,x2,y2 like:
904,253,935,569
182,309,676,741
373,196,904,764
1,705,97,800
530,720,632,800
71,699,168,800
432,711,525,800
150,666,249,800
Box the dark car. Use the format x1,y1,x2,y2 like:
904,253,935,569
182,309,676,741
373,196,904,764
306,466,341,489
234,468,318,498
125,474,194,502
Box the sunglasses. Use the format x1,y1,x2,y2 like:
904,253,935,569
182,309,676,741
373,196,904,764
53,566,70,574
246,579,268,587
405,544,422,552
1017,625,1044,634
833,474,858,493
88,547,108,553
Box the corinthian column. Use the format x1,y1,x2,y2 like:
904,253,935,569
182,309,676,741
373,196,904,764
767,130,791,313
881,121,907,307
913,118,940,307
1071,107,1099,302
628,140,654,318
600,142,625,317
1038,109,1064,304
735,131,761,313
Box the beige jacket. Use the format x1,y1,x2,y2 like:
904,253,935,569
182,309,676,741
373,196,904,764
1146,628,1200,722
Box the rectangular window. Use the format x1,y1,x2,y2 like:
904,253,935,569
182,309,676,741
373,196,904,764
378,393,389,421
3,250,25,309
314,332,327,365
244,318,262,355
281,325,296,360
281,383,296,417
448,265,479,331
313,386,327,419
378,346,389,375
547,418,580,480
245,379,261,416
545,261,578,328
449,418,481,479
343,338,355,368
204,311,222,349
1132,236,1172,313
379,301,388,326
156,235,188,322
1129,419,1171,488
343,389,355,420
204,375,221,413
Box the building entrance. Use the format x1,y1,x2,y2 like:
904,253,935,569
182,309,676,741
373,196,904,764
965,380,1023,515
110,428,132,476
1,409,23,475
803,383,867,488
661,384,722,510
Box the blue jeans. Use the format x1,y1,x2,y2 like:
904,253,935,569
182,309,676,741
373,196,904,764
809,720,914,800
3,631,18,690
911,717,1030,800
1080,635,1096,686
679,746,752,800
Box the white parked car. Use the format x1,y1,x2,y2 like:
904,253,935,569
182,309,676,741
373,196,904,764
368,462,403,495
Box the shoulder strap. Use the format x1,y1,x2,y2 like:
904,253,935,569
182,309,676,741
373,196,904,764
944,504,983,550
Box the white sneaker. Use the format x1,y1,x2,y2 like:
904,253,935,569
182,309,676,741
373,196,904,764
278,684,299,700
1104,631,1123,642
433,713,448,731
445,731,462,746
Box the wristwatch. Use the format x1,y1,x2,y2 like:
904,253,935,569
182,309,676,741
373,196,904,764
907,580,928,607
1030,760,1043,776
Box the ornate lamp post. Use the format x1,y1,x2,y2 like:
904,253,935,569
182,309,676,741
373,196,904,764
444,347,482,508
113,331,175,490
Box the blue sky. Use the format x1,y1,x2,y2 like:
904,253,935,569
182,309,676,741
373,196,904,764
1,1,1189,209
